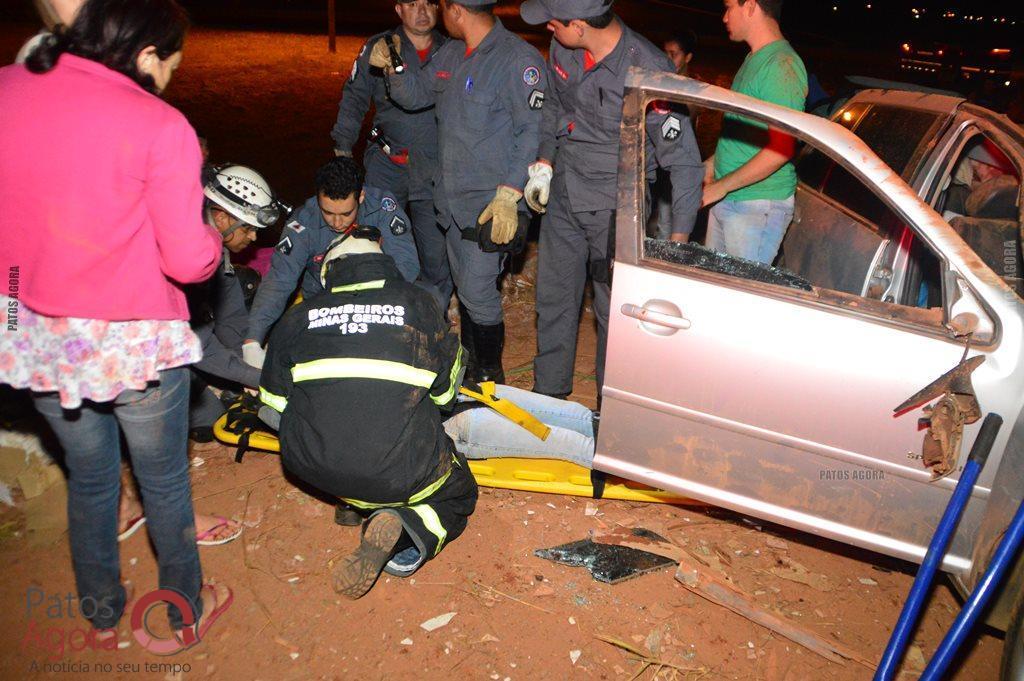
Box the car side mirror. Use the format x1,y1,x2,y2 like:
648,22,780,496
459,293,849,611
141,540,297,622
945,271,996,344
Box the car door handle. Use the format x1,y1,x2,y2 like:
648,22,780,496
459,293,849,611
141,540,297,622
621,302,692,332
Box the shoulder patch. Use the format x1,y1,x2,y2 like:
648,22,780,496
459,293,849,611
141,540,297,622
288,220,305,234
528,90,545,110
523,66,541,86
276,236,294,255
380,196,398,212
349,59,359,83
661,116,681,141
389,215,407,236
553,61,569,81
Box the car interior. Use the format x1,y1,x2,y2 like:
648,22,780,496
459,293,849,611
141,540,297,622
936,134,1024,298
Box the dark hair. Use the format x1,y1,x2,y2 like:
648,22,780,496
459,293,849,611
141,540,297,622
452,2,495,15
666,29,698,56
738,0,783,21
26,0,188,95
315,157,364,201
583,9,615,29
556,4,615,29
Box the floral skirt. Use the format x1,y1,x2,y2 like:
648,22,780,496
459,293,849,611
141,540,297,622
0,295,201,409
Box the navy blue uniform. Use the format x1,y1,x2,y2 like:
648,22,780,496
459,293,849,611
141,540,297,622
248,187,418,344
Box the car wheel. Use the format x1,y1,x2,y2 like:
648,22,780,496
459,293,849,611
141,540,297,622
1001,585,1024,680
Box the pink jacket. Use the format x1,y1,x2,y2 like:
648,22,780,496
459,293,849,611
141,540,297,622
0,54,222,321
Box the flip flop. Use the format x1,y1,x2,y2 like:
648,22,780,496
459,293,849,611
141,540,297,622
195,516,243,546
176,584,233,648
117,515,147,542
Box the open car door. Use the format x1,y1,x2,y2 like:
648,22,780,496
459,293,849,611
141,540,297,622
596,70,1024,576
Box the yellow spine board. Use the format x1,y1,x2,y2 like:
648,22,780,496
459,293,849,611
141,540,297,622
213,414,695,506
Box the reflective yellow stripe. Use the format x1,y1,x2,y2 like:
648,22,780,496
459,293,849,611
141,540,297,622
410,503,447,555
292,358,437,388
259,387,288,412
340,497,404,510
331,279,386,293
430,344,464,406
341,467,452,510
408,468,451,505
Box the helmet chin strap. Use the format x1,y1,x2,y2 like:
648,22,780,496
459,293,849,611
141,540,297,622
219,219,251,241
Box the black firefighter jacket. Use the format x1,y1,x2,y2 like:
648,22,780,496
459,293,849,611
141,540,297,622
259,253,463,504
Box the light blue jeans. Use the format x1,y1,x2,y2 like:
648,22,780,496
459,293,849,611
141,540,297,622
706,196,795,265
32,368,201,629
444,385,595,468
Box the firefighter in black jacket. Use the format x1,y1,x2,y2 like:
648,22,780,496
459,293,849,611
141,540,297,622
258,225,477,599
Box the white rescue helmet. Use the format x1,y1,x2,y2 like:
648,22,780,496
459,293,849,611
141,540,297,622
319,225,383,288
204,164,284,229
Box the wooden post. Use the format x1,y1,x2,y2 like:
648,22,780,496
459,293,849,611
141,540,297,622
327,0,337,53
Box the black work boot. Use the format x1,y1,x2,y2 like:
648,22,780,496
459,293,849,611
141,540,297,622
470,321,505,384
332,511,404,599
459,306,477,379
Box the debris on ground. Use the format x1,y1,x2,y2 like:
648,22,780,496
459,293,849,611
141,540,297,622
592,525,876,670
420,612,457,632
534,529,676,584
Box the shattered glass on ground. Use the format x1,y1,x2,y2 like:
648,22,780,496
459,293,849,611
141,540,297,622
534,528,676,584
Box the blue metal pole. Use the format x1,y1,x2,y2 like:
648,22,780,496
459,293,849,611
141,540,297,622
921,489,1024,680
874,413,1003,681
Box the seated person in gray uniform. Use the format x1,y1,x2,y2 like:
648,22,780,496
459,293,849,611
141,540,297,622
243,157,420,367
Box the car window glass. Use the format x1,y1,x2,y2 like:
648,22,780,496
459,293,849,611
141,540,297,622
643,114,946,326
797,104,940,226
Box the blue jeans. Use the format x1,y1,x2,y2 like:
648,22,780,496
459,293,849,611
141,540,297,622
32,368,202,629
706,196,795,265
444,385,595,468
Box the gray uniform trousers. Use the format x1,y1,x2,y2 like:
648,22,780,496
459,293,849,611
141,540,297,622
534,169,613,397
444,219,505,326
389,183,452,311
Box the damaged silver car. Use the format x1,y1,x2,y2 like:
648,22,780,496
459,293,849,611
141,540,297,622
597,69,1024,673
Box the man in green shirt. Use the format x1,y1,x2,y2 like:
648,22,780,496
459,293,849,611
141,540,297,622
703,0,807,264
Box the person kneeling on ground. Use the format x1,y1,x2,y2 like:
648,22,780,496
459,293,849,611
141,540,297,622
258,226,477,599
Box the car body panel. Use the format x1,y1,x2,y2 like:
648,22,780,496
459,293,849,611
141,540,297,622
598,70,1024,589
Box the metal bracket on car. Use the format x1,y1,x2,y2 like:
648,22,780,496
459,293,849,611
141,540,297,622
893,345,985,479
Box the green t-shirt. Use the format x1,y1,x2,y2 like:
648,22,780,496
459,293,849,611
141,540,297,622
713,39,808,202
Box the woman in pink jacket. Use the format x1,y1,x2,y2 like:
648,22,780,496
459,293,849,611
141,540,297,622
0,0,231,640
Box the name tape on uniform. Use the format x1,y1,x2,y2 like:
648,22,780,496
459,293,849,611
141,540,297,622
307,303,407,334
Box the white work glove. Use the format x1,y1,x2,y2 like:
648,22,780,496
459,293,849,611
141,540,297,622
242,341,266,370
524,161,553,214
368,34,402,70
478,186,524,245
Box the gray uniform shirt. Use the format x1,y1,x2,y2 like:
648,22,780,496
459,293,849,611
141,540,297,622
188,255,262,388
331,28,445,202
247,187,418,344
541,20,703,234
386,20,547,231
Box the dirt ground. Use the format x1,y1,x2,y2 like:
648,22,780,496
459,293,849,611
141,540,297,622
0,26,1007,681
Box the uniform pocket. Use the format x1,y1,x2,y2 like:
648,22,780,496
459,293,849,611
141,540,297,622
462,89,498,132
